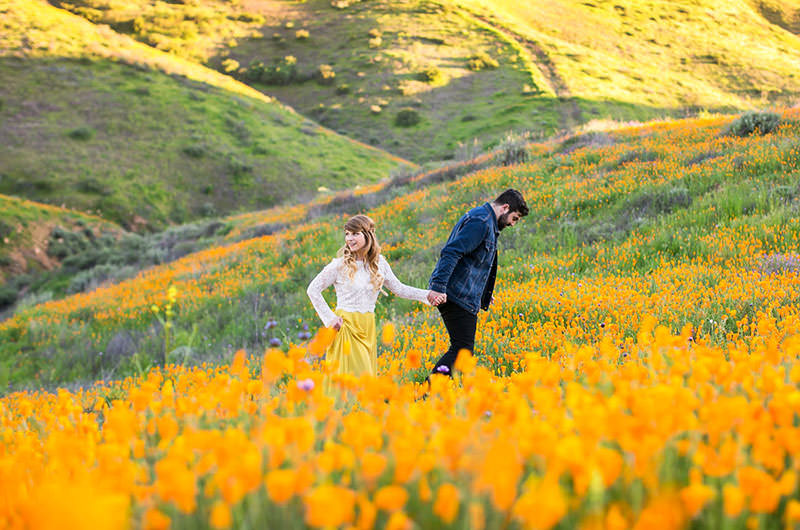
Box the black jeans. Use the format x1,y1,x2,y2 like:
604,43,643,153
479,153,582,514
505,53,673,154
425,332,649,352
432,301,478,376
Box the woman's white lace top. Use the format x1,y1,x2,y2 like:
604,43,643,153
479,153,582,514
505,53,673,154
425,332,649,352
307,255,430,327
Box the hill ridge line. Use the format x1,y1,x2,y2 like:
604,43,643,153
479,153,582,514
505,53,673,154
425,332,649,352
6,0,415,167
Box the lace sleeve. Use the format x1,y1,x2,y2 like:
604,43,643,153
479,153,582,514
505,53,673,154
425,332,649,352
380,256,431,305
307,258,341,327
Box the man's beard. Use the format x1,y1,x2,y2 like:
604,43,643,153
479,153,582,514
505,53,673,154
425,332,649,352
498,212,512,231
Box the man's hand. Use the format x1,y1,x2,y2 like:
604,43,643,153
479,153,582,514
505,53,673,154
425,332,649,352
332,316,343,331
428,290,447,306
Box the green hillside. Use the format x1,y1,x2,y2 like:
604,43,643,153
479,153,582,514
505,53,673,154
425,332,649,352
0,0,412,229
2,108,798,389
0,195,125,308
51,0,800,161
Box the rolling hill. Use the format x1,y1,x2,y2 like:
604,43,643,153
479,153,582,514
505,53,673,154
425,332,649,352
0,0,413,230
50,0,800,161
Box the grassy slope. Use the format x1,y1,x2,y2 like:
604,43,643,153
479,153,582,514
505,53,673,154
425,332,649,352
2,108,799,389
464,0,800,108
0,194,123,283
52,0,800,162
0,0,412,229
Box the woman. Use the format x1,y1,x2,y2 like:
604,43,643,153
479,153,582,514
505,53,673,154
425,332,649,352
307,215,442,391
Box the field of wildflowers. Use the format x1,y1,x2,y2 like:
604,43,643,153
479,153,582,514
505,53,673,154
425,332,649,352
3,109,800,528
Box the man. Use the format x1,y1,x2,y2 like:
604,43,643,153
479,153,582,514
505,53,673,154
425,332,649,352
426,189,528,376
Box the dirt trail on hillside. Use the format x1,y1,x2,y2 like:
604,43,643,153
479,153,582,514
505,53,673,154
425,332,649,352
466,11,584,132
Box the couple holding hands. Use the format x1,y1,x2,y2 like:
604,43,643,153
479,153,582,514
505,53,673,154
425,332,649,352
306,189,528,387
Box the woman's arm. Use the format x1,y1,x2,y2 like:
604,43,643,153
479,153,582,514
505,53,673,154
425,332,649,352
380,256,431,305
306,258,342,327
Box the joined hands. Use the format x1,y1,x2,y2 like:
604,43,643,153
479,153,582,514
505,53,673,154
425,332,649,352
427,291,447,306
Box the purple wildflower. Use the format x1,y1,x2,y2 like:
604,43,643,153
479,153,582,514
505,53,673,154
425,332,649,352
269,337,281,347
296,378,315,391
436,365,450,374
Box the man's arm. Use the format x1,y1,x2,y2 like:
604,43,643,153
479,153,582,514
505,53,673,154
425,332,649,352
429,216,487,293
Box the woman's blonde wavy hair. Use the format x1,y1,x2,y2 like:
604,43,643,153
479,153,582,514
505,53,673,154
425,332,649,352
337,214,383,291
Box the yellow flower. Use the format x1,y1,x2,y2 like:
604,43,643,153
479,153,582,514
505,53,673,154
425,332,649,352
386,511,413,530
680,481,715,517
142,508,171,530
723,484,745,517
359,452,388,484
433,483,460,524
357,495,377,530
513,475,567,529
209,501,231,529
304,485,355,527
266,469,297,504
381,323,396,345
374,485,408,512
469,501,485,530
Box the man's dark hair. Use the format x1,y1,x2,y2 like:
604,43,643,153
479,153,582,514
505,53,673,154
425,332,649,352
493,189,528,216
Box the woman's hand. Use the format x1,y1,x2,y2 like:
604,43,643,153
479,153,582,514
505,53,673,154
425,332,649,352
332,316,343,331
427,290,447,306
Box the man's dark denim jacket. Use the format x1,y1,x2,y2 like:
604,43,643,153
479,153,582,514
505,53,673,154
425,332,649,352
429,203,498,315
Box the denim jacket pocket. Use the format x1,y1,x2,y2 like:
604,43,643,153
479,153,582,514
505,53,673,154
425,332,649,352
481,239,496,264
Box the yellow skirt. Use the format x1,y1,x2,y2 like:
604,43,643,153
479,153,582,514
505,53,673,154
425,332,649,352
324,309,376,395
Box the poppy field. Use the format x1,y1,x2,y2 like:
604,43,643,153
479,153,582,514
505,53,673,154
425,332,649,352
3,109,800,528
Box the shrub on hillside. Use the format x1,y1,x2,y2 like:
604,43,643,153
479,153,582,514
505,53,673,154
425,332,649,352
0,285,16,309
395,109,421,127
557,131,614,153
182,143,207,158
498,132,532,166
723,111,781,137
220,58,240,74
295,29,310,40
316,64,336,85
244,57,299,85
467,52,499,71
68,127,94,141
418,66,445,85
0,219,12,239
336,84,351,95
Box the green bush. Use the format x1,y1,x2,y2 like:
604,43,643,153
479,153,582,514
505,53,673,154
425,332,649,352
418,66,445,85
723,111,781,137
244,57,299,86
498,132,532,166
0,219,11,239
395,109,421,127
182,143,207,158
467,52,499,71
68,127,94,140
316,64,336,85
0,285,17,308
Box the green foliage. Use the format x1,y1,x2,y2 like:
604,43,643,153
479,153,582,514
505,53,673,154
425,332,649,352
395,108,421,127
316,64,336,85
723,111,782,137
0,58,406,229
497,132,532,166
181,143,207,158
68,127,94,140
417,66,445,85
0,219,11,239
0,285,17,308
244,57,300,85
467,51,499,71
